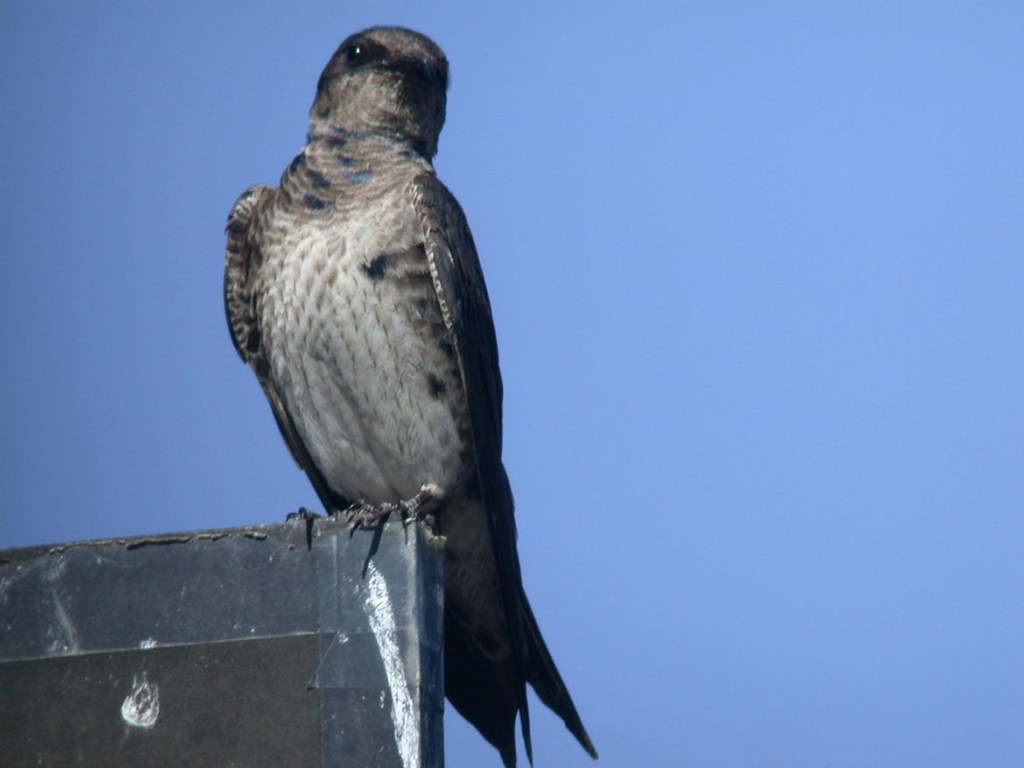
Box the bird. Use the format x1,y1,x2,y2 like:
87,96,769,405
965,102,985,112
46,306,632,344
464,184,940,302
224,26,597,767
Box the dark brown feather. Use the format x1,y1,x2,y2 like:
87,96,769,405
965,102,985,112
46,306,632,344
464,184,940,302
413,172,596,764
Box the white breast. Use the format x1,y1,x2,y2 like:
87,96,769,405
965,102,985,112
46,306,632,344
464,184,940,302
259,193,465,504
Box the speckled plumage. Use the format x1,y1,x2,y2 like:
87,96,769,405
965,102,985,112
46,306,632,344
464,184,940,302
224,27,595,767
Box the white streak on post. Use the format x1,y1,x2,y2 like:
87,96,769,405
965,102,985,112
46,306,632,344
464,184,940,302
120,673,160,729
50,590,80,653
363,561,416,768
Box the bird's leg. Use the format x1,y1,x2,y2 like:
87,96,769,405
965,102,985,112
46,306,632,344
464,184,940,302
400,483,445,533
344,484,445,532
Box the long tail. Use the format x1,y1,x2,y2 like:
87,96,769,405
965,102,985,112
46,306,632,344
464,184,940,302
520,588,599,760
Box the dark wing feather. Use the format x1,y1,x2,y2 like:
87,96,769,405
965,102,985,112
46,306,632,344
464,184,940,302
413,173,596,763
225,186,271,366
224,186,350,513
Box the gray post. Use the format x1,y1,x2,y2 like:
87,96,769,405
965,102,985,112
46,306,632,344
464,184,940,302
0,518,445,767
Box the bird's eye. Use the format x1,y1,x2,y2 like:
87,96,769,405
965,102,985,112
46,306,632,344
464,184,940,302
344,44,364,64
341,38,384,68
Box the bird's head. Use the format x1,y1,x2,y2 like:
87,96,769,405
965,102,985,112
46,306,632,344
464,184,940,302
310,27,449,159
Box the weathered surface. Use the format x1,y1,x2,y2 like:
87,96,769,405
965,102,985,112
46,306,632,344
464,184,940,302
0,518,444,768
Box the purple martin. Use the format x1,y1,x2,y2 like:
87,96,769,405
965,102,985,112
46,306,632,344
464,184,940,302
224,26,596,766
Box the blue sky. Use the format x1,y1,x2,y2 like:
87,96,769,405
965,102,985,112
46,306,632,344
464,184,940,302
2,3,1022,766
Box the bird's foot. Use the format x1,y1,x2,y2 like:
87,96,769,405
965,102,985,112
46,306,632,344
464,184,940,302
344,485,445,533
344,499,401,531
285,506,321,550
285,506,321,522
401,484,445,533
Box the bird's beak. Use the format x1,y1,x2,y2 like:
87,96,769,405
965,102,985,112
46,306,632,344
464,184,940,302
386,53,448,91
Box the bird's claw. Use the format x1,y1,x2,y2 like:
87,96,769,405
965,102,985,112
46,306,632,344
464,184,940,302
344,484,445,533
286,506,322,550
285,506,321,522
344,499,399,530
401,483,444,534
